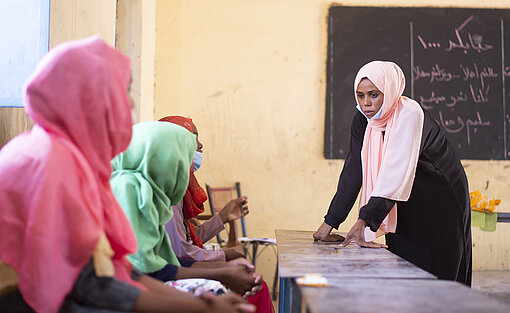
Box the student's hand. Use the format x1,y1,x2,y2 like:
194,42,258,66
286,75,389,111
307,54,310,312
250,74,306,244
243,273,263,298
198,291,215,305
220,265,256,295
227,258,255,271
224,248,246,261
340,219,388,248
219,196,249,223
313,222,345,242
204,293,256,313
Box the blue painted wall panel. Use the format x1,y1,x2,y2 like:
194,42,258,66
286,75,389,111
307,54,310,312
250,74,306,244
0,0,50,107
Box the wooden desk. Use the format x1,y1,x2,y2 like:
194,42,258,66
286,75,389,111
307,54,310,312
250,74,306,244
301,277,510,313
276,229,510,313
277,230,433,279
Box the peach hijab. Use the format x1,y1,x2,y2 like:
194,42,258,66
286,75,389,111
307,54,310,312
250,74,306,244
354,61,424,241
0,37,141,312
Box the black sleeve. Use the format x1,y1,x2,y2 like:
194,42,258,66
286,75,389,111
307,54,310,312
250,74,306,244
147,264,179,282
131,268,143,281
60,259,141,312
359,197,396,232
324,113,365,229
178,257,196,268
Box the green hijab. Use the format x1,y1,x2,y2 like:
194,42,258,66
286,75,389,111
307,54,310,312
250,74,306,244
111,121,196,272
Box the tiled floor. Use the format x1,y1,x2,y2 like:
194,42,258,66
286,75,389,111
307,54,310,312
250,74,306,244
472,271,510,306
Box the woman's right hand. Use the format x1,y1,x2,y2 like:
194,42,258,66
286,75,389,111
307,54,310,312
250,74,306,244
313,222,345,242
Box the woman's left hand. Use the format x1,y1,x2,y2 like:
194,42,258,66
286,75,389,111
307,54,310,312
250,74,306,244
340,219,388,248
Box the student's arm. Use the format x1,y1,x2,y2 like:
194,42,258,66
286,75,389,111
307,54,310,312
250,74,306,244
223,248,246,261
133,275,255,313
195,214,226,243
195,197,247,243
189,258,254,271
170,203,226,261
189,259,262,297
174,265,256,295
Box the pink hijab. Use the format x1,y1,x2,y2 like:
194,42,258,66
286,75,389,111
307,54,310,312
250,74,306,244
0,36,143,313
354,61,424,241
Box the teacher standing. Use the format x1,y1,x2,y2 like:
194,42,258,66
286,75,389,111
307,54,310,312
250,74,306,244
313,61,472,286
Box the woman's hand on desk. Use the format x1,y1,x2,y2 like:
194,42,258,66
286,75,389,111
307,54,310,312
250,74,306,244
340,219,388,248
313,222,345,242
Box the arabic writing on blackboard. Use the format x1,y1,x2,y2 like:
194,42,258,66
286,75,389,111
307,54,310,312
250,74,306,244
325,7,510,160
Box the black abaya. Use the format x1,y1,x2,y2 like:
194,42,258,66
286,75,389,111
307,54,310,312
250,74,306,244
324,108,472,286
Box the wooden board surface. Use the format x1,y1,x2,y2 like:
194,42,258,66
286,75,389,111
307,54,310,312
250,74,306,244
0,107,33,148
301,277,510,313
276,230,434,279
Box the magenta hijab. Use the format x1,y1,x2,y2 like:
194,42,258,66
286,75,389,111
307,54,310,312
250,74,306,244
0,36,142,313
354,61,424,241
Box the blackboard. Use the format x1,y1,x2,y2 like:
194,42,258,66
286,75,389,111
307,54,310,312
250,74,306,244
324,6,510,160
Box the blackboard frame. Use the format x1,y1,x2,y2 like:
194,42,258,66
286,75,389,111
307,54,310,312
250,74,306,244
324,6,510,160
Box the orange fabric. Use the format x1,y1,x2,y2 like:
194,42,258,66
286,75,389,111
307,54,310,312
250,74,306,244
159,116,208,248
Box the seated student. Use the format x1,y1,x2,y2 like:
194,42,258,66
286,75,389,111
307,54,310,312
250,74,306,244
110,121,261,297
160,116,275,313
160,115,248,262
0,36,254,313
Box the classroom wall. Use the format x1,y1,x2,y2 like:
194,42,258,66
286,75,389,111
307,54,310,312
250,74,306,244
154,0,510,290
116,0,157,123
49,0,117,47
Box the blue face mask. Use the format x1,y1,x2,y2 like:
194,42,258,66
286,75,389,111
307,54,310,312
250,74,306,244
193,151,203,172
356,104,383,120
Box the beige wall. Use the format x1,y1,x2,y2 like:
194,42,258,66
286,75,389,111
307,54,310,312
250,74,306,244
140,0,157,122
154,0,510,290
116,0,157,123
49,0,117,47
